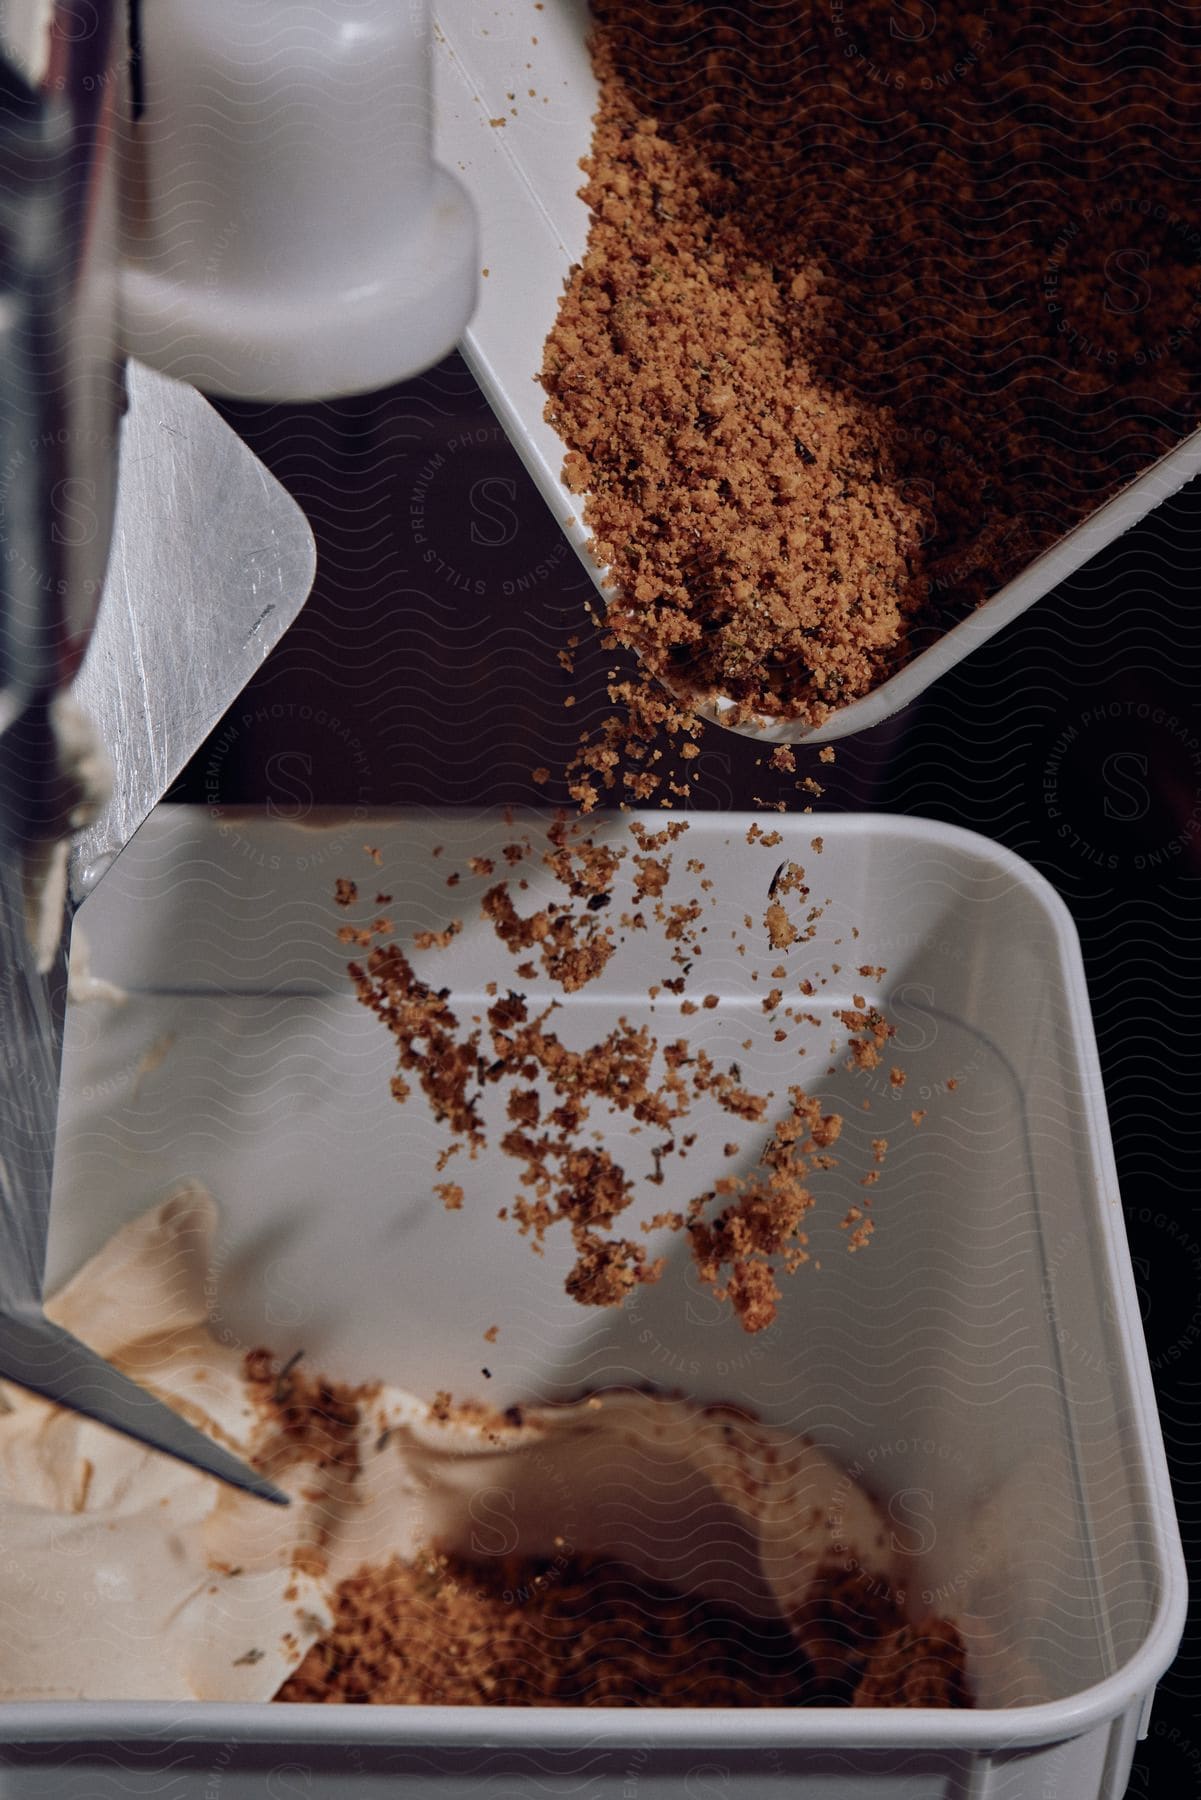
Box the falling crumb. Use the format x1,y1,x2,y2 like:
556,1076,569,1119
765,903,796,951
413,921,463,952
722,1263,781,1334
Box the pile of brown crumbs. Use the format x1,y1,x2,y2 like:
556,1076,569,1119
276,1549,969,1710
542,1,1201,726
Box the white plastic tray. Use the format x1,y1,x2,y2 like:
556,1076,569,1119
435,1,1201,744
0,806,1182,1799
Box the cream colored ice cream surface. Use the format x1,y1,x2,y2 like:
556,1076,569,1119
0,1185,902,1704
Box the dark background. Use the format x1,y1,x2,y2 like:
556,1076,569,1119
175,355,1201,1795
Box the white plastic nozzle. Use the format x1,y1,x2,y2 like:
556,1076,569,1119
120,0,478,401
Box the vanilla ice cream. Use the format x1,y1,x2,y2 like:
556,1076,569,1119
0,1184,907,1703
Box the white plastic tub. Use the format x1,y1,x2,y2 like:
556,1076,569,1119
436,0,1201,744
1,806,1183,1798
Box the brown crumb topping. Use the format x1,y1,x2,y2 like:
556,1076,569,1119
276,1550,971,1709
853,1618,973,1710
246,1348,971,1712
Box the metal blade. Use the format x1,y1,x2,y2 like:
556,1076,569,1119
1,824,288,1504
0,838,58,1311
0,357,313,1500
0,1312,288,1504
67,359,317,904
